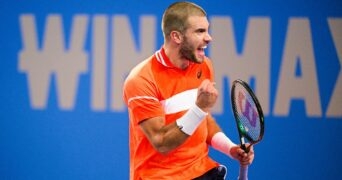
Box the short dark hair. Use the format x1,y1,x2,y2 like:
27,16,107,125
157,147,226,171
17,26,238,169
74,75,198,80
162,1,207,40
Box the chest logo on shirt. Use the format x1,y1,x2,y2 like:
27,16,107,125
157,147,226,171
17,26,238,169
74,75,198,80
197,69,202,79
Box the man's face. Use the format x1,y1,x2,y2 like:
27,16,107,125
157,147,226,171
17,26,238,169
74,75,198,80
179,16,212,63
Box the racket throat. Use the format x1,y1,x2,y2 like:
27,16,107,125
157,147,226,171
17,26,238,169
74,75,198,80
240,138,250,153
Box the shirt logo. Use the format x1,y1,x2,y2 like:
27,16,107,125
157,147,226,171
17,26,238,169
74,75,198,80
197,70,202,79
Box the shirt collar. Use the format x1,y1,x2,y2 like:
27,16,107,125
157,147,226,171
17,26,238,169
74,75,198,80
155,47,194,69
155,47,173,68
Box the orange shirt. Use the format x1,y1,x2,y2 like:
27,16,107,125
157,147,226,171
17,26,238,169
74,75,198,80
123,47,218,180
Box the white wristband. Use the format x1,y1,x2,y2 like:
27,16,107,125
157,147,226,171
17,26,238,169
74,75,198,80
211,132,237,158
176,105,208,135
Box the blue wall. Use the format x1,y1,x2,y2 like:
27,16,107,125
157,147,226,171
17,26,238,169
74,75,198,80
1,0,341,179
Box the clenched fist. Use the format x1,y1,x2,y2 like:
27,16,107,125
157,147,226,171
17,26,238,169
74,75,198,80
196,79,218,112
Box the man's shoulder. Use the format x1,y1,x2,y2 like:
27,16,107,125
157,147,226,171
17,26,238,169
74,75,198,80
126,55,156,81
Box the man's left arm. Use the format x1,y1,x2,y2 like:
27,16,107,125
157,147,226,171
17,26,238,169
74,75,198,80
206,115,255,165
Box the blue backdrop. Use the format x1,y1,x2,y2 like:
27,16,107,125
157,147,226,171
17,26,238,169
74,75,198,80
1,0,341,179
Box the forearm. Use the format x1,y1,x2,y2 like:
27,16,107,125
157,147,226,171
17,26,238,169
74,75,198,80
211,132,237,158
206,115,237,158
150,122,189,154
140,104,207,154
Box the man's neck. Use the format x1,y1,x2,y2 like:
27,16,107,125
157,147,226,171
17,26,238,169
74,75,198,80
163,44,189,70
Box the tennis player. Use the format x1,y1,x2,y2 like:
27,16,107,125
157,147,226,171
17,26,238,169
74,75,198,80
123,1,255,179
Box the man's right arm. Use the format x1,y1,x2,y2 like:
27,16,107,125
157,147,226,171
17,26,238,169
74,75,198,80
139,79,218,154
139,116,189,154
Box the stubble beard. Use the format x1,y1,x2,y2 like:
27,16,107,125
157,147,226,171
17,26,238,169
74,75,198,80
179,37,202,64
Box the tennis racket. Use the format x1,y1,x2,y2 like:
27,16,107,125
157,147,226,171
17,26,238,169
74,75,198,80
231,79,265,180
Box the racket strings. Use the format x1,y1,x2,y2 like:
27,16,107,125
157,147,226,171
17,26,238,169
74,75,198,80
234,84,262,142
237,113,261,141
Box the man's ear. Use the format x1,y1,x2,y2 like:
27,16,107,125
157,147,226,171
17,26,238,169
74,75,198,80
170,31,183,44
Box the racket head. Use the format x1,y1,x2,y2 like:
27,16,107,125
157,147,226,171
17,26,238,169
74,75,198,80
231,79,265,147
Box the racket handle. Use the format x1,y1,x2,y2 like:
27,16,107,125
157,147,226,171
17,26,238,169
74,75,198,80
238,164,248,180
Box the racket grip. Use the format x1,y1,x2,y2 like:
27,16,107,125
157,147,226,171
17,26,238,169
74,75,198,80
238,164,248,180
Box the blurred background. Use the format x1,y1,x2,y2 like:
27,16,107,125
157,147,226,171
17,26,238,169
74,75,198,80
1,0,341,179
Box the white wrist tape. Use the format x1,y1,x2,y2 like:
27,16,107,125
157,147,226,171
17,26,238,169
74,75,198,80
211,132,237,158
176,105,208,135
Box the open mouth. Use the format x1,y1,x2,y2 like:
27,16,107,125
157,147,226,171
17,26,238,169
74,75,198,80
197,45,207,56
198,45,207,51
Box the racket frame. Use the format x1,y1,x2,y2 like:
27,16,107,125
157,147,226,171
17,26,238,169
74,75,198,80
231,79,265,153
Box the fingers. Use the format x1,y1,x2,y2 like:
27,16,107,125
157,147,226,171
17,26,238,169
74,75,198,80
198,79,218,96
237,145,254,166
237,148,248,160
230,145,255,166
198,79,211,92
196,79,218,112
